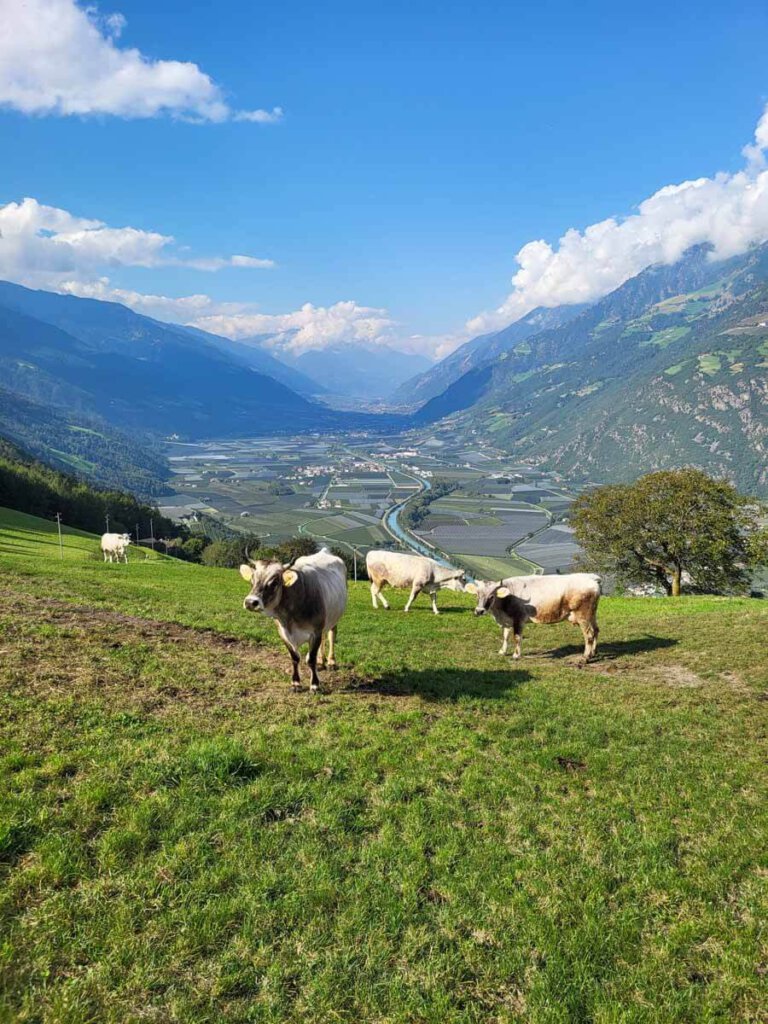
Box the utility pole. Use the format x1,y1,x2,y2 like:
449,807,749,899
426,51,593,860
136,523,140,548
353,548,358,582
105,512,110,532
55,512,63,560
150,517,155,551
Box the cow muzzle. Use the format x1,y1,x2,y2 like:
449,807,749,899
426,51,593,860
243,596,262,612
474,607,486,617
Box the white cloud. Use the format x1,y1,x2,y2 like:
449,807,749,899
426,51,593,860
0,197,274,288
195,301,396,355
0,0,281,123
55,277,397,355
467,101,768,337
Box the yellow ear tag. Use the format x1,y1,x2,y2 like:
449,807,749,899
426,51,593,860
464,582,478,595
282,569,299,587
239,564,253,582
496,587,510,598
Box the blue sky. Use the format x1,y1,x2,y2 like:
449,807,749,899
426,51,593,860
2,0,768,356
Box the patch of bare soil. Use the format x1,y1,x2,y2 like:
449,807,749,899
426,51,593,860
0,591,368,715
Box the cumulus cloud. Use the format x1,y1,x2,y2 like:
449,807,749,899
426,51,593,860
195,301,396,355
0,197,274,289
57,278,396,355
0,0,282,123
467,101,768,337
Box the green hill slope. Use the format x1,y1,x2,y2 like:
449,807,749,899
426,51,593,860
1,507,767,1023
421,245,768,493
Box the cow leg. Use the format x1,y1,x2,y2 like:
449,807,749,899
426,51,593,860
373,581,389,609
326,626,337,668
404,584,421,612
285,645,301,689
307,637,326,668
579,621,597,662
430,589,440,615
498,627,510,656
512,627,522,660
307,634,323,692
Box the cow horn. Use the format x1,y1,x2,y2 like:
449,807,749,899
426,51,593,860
244,547,258,567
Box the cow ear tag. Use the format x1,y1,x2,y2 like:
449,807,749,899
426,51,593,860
464,582,478,595
282,569,299,587
496,587,510,597
239,565,253,582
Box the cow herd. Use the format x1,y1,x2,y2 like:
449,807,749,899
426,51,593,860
239,547,602,692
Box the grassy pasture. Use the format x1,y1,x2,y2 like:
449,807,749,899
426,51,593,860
1,508,768,1023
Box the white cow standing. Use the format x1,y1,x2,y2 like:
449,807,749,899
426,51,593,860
365,549,465,614
101,532,132,563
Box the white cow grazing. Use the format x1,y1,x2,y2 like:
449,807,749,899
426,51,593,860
101,533,132,563
466,573,602,662
240,547,347,692
365,549,465,614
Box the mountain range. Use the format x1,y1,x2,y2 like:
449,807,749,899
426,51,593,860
0,280,400,493
393,303,588,406
1,242,767,499
406,244,768,494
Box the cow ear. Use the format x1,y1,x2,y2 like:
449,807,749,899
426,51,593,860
239,564,253,582
496,587,510,598
464,582,478,595
282,569,299,587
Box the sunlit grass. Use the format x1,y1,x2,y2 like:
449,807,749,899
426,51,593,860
1,507,767,1022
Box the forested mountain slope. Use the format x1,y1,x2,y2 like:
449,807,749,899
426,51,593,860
394,304,587,406
0,282,340,437
420,245,768,494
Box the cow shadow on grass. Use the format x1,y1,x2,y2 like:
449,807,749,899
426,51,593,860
344,667,532,702
541,634,678,662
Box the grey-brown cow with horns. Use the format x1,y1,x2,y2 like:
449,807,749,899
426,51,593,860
240,547,347,692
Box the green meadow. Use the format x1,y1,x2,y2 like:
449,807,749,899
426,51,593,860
1,507,767,1023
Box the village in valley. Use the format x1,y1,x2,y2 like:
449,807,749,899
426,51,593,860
160,427,582,581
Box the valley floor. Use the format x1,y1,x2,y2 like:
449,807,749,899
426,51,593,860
1,509,767,1022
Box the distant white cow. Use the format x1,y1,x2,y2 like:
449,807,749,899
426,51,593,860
365,549,465,614
466,573,602,661
101,532,132,563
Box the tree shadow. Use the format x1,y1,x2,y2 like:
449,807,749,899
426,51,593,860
343,667,531,702
541,635,678,662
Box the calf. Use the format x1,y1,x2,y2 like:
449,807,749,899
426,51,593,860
365,549,465,614
101,532,131,563
466,573,601,662
240,547,347,692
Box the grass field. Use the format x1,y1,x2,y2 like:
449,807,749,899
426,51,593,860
2,507,768,1023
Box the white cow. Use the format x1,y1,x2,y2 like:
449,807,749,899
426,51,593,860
365,549,465,614
466,573,602,661
101,532,132,563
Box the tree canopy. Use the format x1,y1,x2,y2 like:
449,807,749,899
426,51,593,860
571,469,768,596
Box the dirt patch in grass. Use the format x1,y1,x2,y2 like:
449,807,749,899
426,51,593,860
0,590,370,714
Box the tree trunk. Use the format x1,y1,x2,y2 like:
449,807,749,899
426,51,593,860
671,567,682,597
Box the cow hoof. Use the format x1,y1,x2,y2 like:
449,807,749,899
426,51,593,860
310,685,321,694
327,661,337,670
512,654,520,661
498,650,507,657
